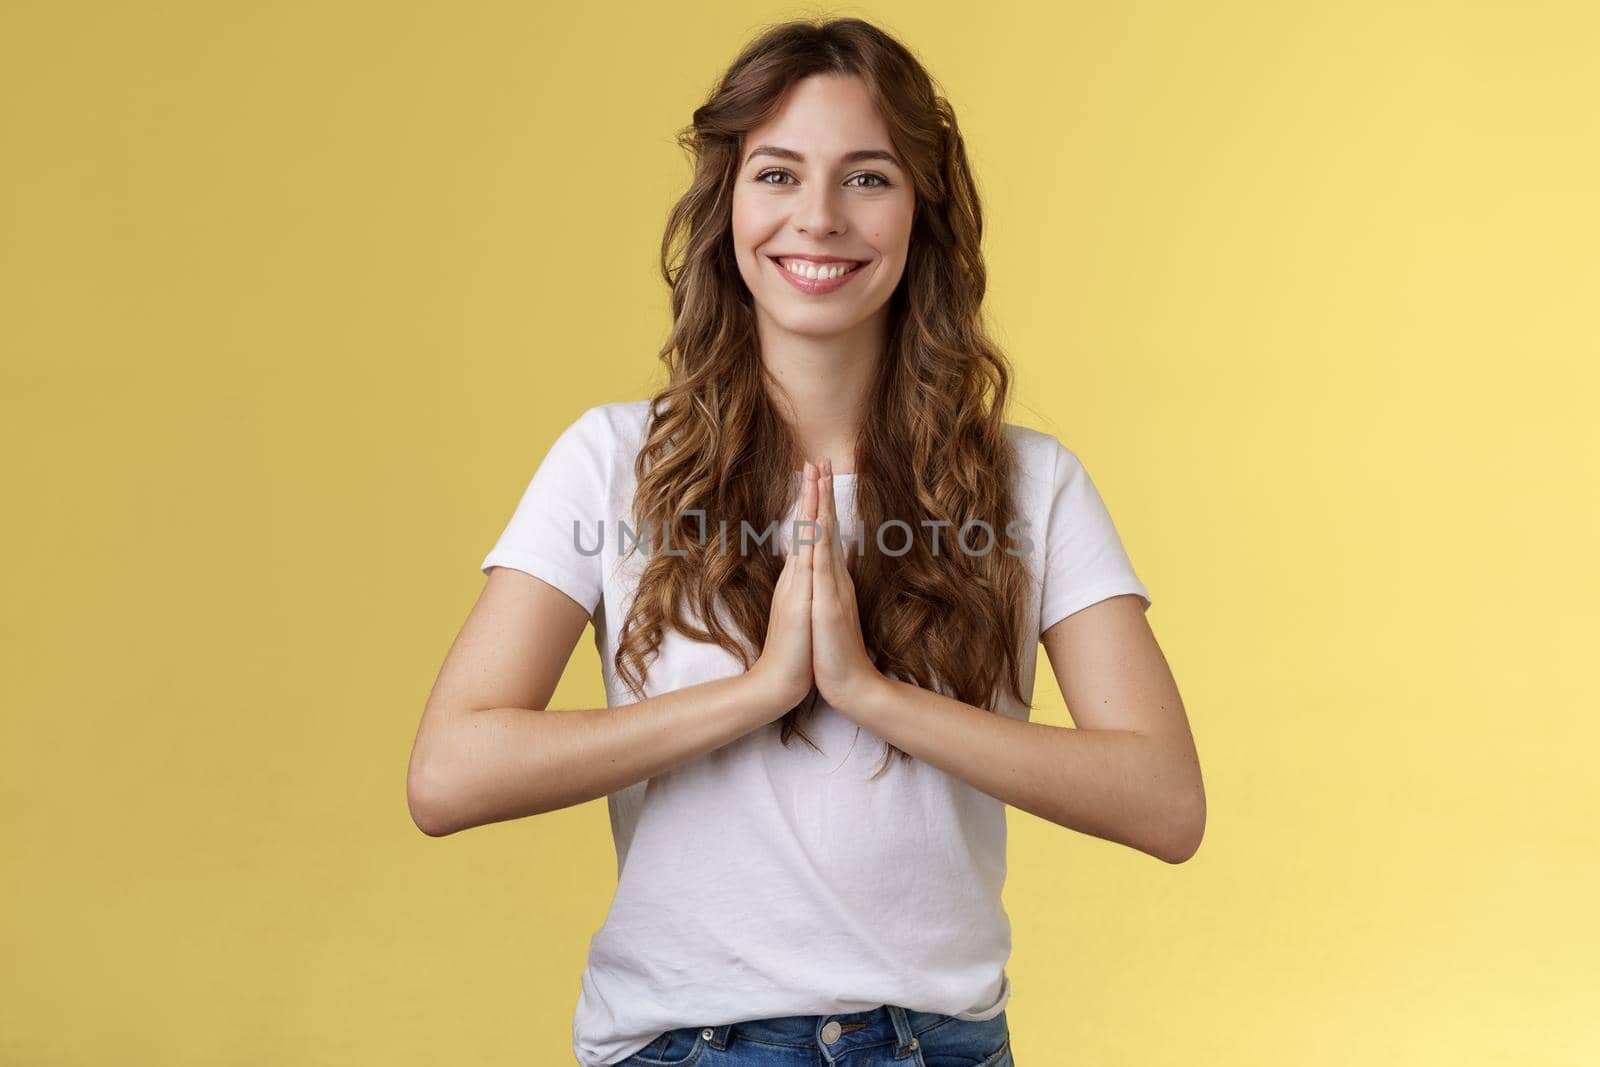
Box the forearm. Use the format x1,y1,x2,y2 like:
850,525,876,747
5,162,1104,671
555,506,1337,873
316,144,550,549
409,672,781,836
851,676,1205,863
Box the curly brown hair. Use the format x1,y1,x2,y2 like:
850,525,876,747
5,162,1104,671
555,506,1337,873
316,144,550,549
614,17,1038,779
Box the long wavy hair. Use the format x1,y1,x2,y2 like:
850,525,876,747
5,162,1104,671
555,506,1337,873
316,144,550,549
614,17,1039,778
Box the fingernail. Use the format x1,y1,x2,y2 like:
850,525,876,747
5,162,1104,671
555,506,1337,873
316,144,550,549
803,460,813,477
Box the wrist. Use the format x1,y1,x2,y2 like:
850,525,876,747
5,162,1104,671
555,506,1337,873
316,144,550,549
741,665,806,720
833,670,895,720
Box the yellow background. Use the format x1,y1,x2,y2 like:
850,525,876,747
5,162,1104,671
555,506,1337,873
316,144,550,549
3,1,1595,1063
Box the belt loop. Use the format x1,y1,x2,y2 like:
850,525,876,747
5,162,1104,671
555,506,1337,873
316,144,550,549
707,1023,734,1050
887,1005,920,1057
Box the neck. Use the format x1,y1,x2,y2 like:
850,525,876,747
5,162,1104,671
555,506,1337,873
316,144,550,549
756,309,886,476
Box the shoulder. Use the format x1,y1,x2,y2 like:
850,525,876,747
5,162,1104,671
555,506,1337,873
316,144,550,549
1003,422,1079,496
546,399,652,502
545,398,652,470
565,397,652,446
1004,421,1061,461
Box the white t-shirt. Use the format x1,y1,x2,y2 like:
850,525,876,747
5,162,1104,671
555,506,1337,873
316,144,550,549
480,398,1151,1066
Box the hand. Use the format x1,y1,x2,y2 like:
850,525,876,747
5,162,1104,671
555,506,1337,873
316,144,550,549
748,460,821,716
810,458,884,712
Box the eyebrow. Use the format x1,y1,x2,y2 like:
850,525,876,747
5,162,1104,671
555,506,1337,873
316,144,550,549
744,144,903,170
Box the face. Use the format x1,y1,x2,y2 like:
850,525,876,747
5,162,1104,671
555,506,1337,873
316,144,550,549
731,74,915,340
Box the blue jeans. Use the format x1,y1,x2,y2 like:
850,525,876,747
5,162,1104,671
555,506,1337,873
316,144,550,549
615,1004,1013,1065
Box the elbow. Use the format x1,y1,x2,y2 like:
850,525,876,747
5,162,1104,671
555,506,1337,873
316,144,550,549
406,751,461,838
1155,785,1207,864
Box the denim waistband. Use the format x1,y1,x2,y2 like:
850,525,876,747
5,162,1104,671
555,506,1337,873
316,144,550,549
702,1004,955,1057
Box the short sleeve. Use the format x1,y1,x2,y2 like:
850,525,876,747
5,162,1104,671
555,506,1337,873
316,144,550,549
479,407,611,617
1038,439,1151,635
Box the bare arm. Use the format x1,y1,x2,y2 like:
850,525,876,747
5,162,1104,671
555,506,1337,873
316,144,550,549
841,594,1205,863
406,567,792,837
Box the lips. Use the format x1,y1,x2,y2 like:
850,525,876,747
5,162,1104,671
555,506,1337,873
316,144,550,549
769,255,866,270
768,255,871,295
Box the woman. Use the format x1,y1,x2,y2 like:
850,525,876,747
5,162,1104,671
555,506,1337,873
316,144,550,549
408,17,1204,1067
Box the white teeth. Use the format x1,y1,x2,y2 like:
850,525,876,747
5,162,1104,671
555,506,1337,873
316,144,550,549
779,257,858,280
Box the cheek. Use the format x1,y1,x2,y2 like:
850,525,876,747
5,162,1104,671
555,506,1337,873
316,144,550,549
732,200,780,254
729,204,752,246
864,203,912,253
730,189,758,232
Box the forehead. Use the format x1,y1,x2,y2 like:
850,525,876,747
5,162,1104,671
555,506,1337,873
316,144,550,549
743,74,893,157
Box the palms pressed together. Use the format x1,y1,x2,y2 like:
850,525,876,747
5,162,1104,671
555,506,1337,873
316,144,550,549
754,458,880,713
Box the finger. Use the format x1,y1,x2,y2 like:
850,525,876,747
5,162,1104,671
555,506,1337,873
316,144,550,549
814,459,835,592
824,458,846,583
797,461,819,571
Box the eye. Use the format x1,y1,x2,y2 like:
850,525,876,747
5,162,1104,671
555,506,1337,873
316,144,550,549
846,172,892,188
752,168,893,189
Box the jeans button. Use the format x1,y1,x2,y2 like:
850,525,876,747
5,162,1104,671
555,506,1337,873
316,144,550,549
701,1028,714,1040
820,1020,843,1043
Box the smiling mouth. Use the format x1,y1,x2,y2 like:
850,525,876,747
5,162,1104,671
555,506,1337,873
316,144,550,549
768,256,868,280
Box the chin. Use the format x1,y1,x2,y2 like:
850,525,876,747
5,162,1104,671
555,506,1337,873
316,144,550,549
763,307,855,336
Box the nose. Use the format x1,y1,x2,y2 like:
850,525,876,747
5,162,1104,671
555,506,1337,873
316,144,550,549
793,183,847,238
